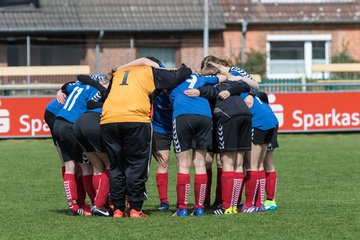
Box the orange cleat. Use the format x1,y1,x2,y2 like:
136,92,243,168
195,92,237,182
130,209,148,218
113,209,127,218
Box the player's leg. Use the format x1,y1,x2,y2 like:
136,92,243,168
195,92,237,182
101,123,127,218
154,132,172,211
172,116,193,216
204,152,214,209
123,122,152,218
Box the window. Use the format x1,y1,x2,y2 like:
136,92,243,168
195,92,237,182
267,35,331,79
138,48,176,68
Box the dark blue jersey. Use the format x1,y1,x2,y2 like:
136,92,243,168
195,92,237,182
45,98,63,115
169,73,218,119
56,81,99,123
152,91,173,135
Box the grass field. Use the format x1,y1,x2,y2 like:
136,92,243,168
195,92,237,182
0,134,359,240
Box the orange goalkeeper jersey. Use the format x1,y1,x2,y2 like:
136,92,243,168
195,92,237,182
101,66,155,124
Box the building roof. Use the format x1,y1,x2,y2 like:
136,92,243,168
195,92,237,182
223,0,360,24
0,0,225,32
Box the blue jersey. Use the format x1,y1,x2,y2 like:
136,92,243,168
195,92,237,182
240,92,278,130
152,91,173,135
231,66,278,130
169,74,218,119
85,91,103,114
228,66,254,80
56,81,99,123
45,98,63,115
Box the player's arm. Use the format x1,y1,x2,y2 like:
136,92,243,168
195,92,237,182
115,57,160,70
184,85,219,99
77,75,107,96
228,75,259,89
153,64,192,90
87,100,103,110
60,81,76,94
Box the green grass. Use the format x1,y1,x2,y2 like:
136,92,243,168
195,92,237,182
1,134,360,240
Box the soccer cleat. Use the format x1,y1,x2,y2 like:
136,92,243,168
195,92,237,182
91,206,110,217
240,205,257,213
231,206,238,214
211,200,222,210
158,202,170,212
130,209,148,218
212,206,233,215
67,208,91,216
113,209,127,218
264,199,278,211
191,207,205,216
256,205,266,212
173,208,188,217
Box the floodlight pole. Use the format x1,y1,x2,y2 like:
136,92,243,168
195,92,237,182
203,0,209,57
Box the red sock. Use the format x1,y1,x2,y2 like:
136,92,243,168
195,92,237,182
232,172,244,206
194,174,207,209
95,169,110,208
76,176,86,207
245,171,260,207
266,171,277,200
176,173,190,210
215,167,222,202
63,173,78,211
205,169,212,206
221,171,234,209
255,170,266,207
92,174,101,192
82,175,96,205
61,166,65,179
156,173,169,204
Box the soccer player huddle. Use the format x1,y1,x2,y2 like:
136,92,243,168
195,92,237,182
44,55,279,218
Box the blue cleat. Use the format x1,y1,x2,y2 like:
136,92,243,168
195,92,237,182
158,202,170,212
192,207,205,216
173,208,188,217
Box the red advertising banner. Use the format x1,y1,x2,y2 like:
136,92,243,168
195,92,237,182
0,92,360,138
267,92,360,132
0,97,53,138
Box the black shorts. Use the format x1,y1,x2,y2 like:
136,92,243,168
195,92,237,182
172,114,212,153
153,132,172,151
267,125,279,151
53,118,83,163
44,109,57,146
252,127,276,145
73,112,104,153
216,115,251,152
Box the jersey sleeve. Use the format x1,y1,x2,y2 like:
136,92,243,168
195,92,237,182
226,81,250,95
77,75,107,96
204,75,219,86
152,64,192,90
229,66,254,80
198,85,219,99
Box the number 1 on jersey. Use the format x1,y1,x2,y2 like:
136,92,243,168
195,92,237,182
120,70,130,85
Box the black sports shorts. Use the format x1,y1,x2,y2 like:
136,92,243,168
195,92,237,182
251,126,276,145
172,114,212,153
44,109,57,146
267,125,279,151
153,132,172,151
74,112,104,153
53,118,83,163
215,115,252,152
